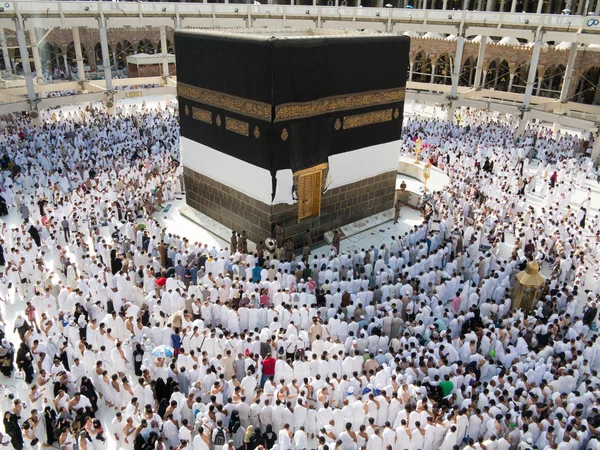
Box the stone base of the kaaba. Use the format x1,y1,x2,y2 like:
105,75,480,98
183,166,397,250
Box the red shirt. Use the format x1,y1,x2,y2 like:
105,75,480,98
261,357,276,376
155,277,167,287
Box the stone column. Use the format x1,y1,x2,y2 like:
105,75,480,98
591,135,600,163
508,72,515,91
430,64,436,83
72,26,86,82
29,27,44,83
0,30,12,74
510,0,517,11
473,36,487,89
98,17,113,91
160,25,169,78
596,0,600,15
450,36,465,97
112,50,118,72
63,54,70,79
486,0,494,10
535,76,542,96
15,19,36,102
559,41,578,103
523,39,542,108
536,0,544,12
409,62,413,82
447,36,465,122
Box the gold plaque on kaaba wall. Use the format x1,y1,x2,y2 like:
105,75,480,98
216,115,222,127
334,118,341,130
184,105,190,116
254,126,260,139
281,128,289,141
394,108,399,119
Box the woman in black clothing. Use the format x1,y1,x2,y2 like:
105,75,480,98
80,377,99,412
263,425,276,449
43,406,58,446
133,344,144,376
3,411,23,450
16,342,34,384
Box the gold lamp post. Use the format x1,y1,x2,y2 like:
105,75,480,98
423,160,432,192
513,261,546,311
414,137,422,164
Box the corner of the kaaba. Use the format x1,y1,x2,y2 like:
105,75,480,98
176,29,409,249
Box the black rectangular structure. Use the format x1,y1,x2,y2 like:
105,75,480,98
177,29,409,247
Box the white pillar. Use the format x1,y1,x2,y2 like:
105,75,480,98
29,27,44,83
62,54,70,79
536,0,544,12
473,36,487,89
559,41,577,103
508,72,515,91
160,25,169,78
535,76,542,96
450,35,465,97
409,63,413,82
0,30,11,74
430,64,436,83
72,26,85,82
591,136,600,163
15,19,36,103
523,39,542,108
510,0,517,11
98,18,113,91
443,0,448,8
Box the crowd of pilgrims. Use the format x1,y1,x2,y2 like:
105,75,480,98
0,102,598,450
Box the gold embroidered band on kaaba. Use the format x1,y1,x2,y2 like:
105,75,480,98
178,82,272,122
225,117,249,137
275,87,405,122
343,109,393,130
178,83,405,123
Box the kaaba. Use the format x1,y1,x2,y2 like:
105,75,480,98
176,29,409,247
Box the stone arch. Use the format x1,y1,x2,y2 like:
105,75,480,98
434,53,452,85
575,66,600,104
137,38,154,54
540,64,565,98
413,51,432,83
460,56,477,86
115,40,135,69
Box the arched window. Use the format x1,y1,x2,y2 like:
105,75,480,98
434,53,452,85
460,57,477,86
137,39,154,55
575,67,600,104
413,52,432,83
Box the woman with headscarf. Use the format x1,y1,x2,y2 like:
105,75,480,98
247,427,264,450
0,338,15,376
263,425,276,449
243,425,255,450
16,342,34,383
43,406,58,447
228,411,245,450
80,377,99,412
3,411,23,450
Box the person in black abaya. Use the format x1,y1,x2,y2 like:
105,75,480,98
43,406,57,447
3,411,23,450
133,343,144,377
154,378,167,404
0,239,5,266
16,342,34,384
156,398,169,419
28,224,41,248
80,377,99,412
